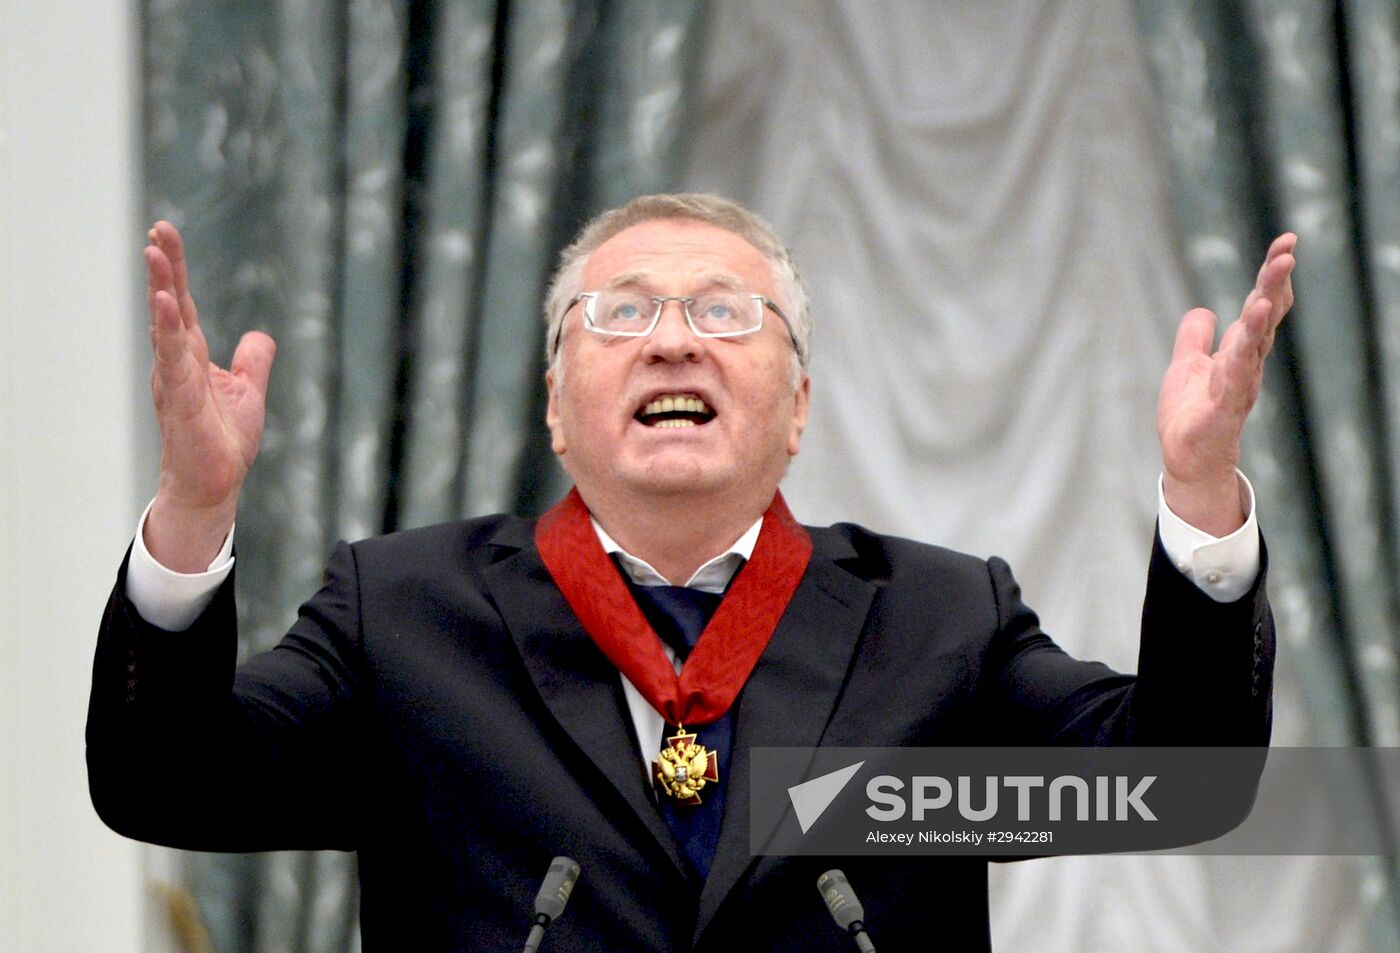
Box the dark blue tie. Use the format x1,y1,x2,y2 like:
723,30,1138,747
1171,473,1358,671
627,583,730,883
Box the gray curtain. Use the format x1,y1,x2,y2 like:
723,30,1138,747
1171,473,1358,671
1137,0,1400,948
679,1,1387,949
141,0,704,949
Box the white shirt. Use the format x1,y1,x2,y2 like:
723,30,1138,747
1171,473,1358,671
123,473,1261,766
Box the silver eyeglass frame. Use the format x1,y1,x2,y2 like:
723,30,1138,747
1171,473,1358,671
550,292,801,359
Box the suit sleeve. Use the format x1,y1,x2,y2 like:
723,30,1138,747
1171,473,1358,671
979,529,1274,746
86,541,365,852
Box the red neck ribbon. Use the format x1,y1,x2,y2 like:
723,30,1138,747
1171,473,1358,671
534,488,813,726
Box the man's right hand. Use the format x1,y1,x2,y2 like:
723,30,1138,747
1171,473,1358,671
144,221,276,572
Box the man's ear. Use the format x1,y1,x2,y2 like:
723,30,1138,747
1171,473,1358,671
545,369,566,456
787,373,810,457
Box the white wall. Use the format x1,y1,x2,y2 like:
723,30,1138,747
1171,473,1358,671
0,0,145,950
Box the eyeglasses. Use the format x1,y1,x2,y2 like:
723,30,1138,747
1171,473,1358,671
551,289,801,359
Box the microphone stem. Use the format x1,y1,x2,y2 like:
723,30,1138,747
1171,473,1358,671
521,914,550,953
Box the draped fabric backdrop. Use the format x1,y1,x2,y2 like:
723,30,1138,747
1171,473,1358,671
141,1,702,949
137,1,1396,950
1134,1,1400,948
681,2,1382,950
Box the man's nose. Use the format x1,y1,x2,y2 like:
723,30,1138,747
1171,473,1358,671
641,299,702,362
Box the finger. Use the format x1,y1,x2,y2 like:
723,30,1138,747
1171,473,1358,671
1172,307,1218,362
1266,232,1298,262
1238,245,1296,352
1245,254,1294,360
1241,296,1272,345
230,331,278,398
1222,297,1272,373
1252,234,1296,292
145,246,177,346
1256,251,1294,301
1246,233,1296,296
1220,296,1270,360
1213,298,1271,406
1217,310,1250,355
150,289,188,370
151,220,199,330
1262,252,1295,319
145,242,175,293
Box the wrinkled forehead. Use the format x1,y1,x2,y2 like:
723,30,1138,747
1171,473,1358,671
580,219,780,297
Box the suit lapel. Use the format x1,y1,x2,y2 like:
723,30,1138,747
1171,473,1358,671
482,520,688,877
695,529,877,941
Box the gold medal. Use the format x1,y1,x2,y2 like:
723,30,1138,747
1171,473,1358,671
653,726,720,804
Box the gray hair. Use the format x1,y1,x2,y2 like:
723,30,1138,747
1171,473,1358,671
543,193,811,385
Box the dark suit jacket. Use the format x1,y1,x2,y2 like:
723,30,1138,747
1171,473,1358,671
87,515,1273,952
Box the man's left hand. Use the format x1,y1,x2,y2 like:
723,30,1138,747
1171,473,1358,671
1158,233,1297,537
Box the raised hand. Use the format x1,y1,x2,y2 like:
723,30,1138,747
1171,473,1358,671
1157,233,1297,536
144,221,277,571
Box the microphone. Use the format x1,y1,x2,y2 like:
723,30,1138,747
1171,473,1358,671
817,869,877,953
521,856,581,953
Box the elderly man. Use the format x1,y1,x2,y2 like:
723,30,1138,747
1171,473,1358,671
89,194,1290,951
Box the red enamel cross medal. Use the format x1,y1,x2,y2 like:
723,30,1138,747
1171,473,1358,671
653,726,720,804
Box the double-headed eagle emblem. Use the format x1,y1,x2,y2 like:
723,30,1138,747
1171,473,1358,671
653,727,719,804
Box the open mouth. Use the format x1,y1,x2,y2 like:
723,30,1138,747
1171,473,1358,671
635,394,716,429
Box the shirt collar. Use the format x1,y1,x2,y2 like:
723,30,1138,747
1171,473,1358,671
590,516,763,594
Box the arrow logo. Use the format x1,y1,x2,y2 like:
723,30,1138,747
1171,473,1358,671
787,761,865,834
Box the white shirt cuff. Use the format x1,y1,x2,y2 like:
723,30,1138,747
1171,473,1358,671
124,498,235,631
1157,471,1261,603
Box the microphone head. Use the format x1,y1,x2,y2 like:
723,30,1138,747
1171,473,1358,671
817,869,865,931
534,857,581,921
